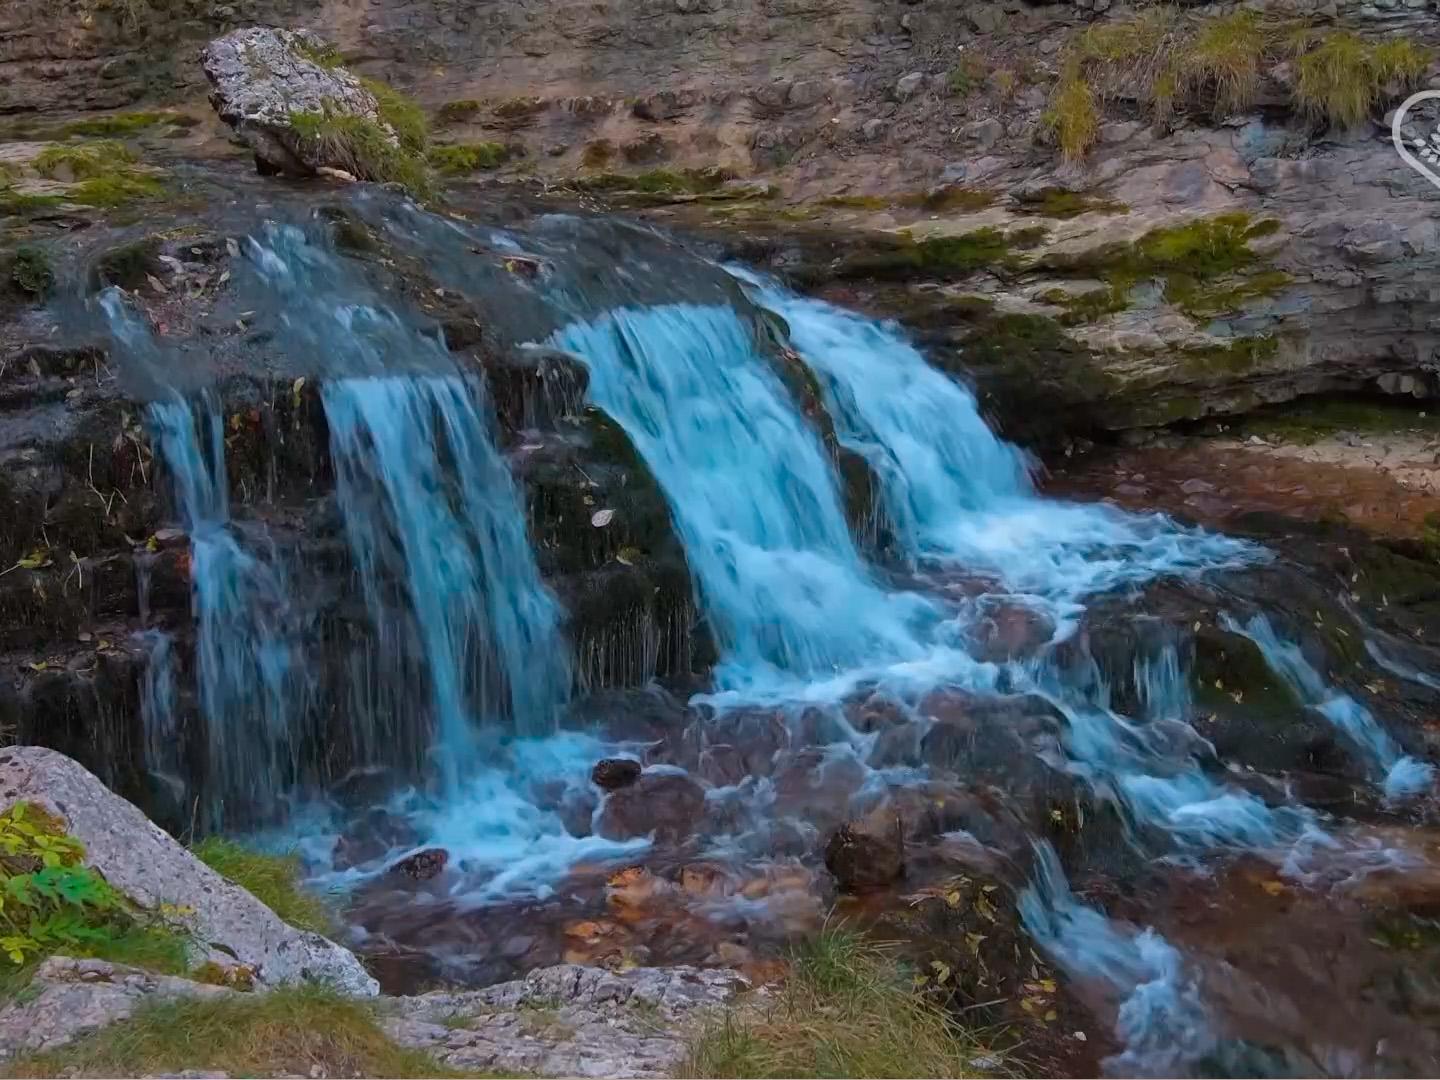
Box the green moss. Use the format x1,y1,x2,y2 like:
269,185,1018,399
0,187,63,215
962,312,1072,364
576,167,734,196
1015,187,1127,219
33,141,138,180
437,99,482,122
1041,282,1130,324
428,141,508,174
191,838,332,934
288,109,429,194
6,246,53,297
60,112,178,137
949,295,997,318
1180,335,1279,374
70,171,165,207
1238,400,1440,446
293,39,344,68
493,96,545,119
1168,268,1291,320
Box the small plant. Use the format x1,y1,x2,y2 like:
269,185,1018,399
293,39,345,68
289,109,429,194
946,53,990,97
1044,73,1100,163
361,79,428,154
0,803,189,973
191,837,331,934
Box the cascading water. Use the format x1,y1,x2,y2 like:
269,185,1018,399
323,373,570,790
1223,612,1434,799
549,303,958,698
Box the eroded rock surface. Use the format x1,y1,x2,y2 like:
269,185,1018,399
385,963,751,1077
0,747,377,997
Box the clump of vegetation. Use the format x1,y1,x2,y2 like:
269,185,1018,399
293,38,345,68
1041,282,1130,324
0,187,64,216
946,53,991,97
437,99,482,122
820,194,892,210
575,167,736,196
6,247,54,298
1016,187,1126,219
427,141,508,174
1294,31,1429,129
361,79,428,155
289,107,429,193
5,984,467,1078
34,141,138,180
1239,399,1440,446
687,928,998,1078
191,837,332,935
61,111,179,138
493,96,546,121
0,802,192,979
70,172,165,208
901,186,997,212
1047,12,1431,160
837,225,1046,280
1181,334,1280,374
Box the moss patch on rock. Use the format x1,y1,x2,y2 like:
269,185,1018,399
427,141,508,174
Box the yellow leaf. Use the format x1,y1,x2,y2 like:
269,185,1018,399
930,960,951,984
1039,978,1057,993
944,890,962,908
1044,1009,1058,1022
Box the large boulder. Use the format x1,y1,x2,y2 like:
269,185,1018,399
0,747,377,997
200,27,396,178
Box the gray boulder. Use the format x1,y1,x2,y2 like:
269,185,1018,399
200,26,396,177
0,747,377,997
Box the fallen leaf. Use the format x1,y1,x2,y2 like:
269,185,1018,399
591,508,615,527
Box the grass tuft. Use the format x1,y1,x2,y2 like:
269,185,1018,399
1295,31,1429,129
438,99,483,122
60,111,179,137
362,78,429,154
1045,72,1100,163
288,108,429,194
3,984,470,1079
191,838,332,935
685,928,996,1078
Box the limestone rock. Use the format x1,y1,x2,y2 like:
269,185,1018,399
824,805,904,890
0,747,377,997
201,27,396,177
595,769,706,843
0,956,235,1061
385,963,751,1077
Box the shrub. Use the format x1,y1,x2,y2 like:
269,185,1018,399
361,79,428,154
191,838,332,934
686,928,998,1078
437,99,482,122
0,803,191,976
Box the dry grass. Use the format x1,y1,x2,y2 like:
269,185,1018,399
1049,12,1431,158
684,929,1001,1078
3,985,470,1079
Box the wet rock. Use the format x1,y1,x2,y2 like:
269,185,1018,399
201,28,396,178
595,770,706,844
391,847,449,881
0,747,377,996
592,757,642,790
824,805,904,891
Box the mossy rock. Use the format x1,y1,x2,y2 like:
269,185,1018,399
90,237,164,291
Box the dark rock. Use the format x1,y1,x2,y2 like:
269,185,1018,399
595,770,706,844
824,806,904,891
391,847,449,881
591,757,642,790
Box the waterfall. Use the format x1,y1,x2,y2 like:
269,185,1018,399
549,303,953,697
734,273,1255,624
1223,612,1434,799
144,392,312,824
323,373,571,790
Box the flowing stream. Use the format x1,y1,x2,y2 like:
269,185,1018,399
90,204,1440,1075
